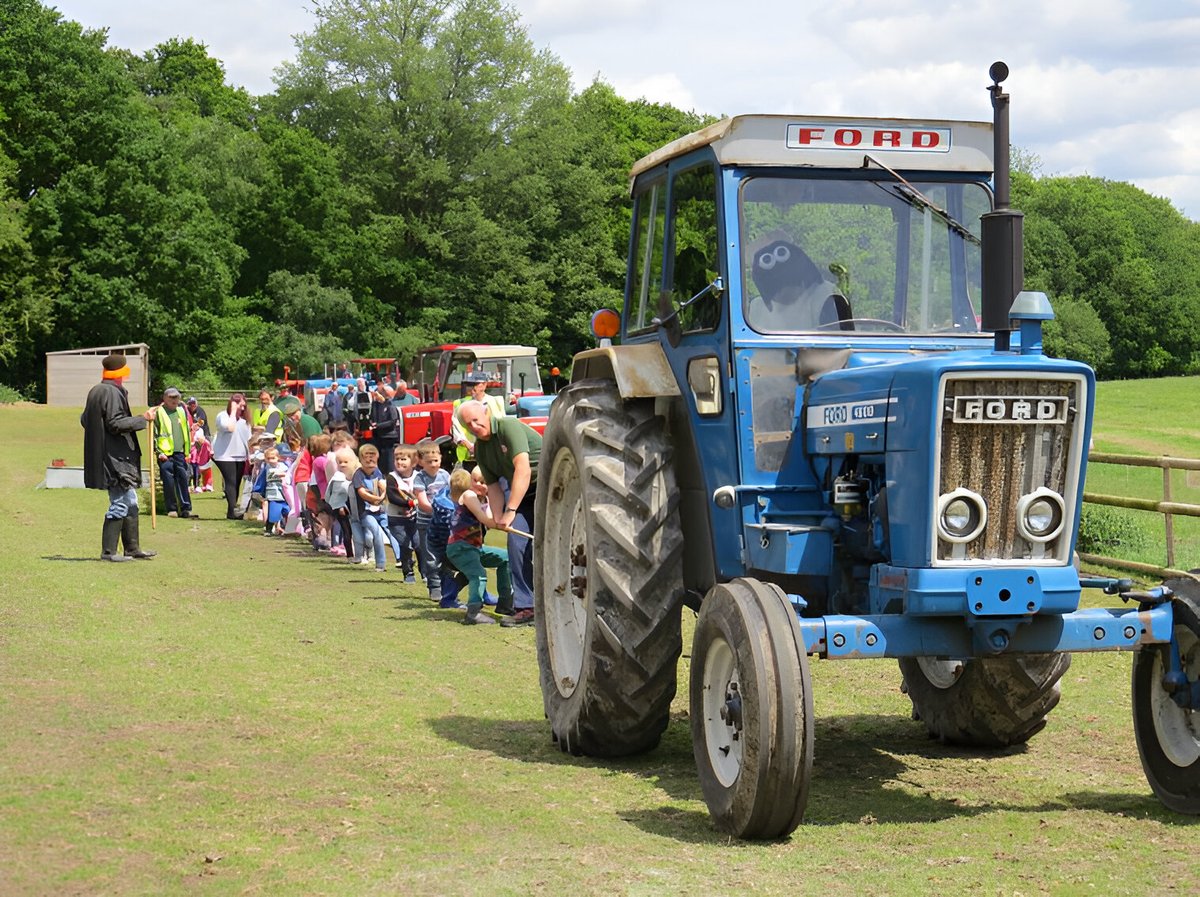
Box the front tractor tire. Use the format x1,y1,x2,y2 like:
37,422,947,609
690,578,814,840
899,652,1071,748
1132,576,1200,814
534,380,685,757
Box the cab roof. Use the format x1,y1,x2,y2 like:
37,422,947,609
630,114,994,184
454,345,537,360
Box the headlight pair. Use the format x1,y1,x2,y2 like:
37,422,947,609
937,487,1065,545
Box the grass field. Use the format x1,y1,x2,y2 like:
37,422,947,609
1088,376,1200,571
1,396,1197,896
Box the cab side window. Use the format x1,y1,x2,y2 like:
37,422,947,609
628,178,666,333
670,163,720,333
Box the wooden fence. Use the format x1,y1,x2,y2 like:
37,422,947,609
1081,452,1200,580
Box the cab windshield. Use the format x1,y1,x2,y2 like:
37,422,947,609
740,176,991,335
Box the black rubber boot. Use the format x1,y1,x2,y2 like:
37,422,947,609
101,518,130,562
121,515,156,559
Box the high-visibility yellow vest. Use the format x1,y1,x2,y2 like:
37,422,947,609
252,402,284,441
154,406,192,456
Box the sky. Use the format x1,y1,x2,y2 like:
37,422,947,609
50,0,1200,219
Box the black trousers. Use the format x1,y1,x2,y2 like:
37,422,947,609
215,459,243,517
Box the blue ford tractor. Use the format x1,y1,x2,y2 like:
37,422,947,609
532,63,1200,839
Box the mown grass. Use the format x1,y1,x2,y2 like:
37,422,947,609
1,400,1197,896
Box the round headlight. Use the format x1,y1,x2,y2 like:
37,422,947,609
1017,489,1065,542
943,499,974,535
937,489,986,543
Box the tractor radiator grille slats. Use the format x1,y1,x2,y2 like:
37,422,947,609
937,377,1080,562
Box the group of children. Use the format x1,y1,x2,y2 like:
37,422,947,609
237,429,514,627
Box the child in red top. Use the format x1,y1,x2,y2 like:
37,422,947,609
445,467,511,626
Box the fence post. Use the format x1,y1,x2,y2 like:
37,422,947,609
1163,457,1175,569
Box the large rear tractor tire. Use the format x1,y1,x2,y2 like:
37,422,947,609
534,380,685,757
899,652,1071,747
1132,575,1200,814
690,578,814,839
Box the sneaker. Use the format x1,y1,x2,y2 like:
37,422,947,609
167,511,178,518
483,592,499,607
180,510,196,519
439,597,466,609
500,608,535,628
404,573,416,584
493,602,515,617
463,610,496,625
428,590,442,603
358,555,371,565
329,544,346,557
204,485,213,492
374,566,387,573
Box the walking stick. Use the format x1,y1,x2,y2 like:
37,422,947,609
147,423,157,530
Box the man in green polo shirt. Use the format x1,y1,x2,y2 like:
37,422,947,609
457,400,541,627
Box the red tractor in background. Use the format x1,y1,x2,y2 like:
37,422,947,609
399,344,547,448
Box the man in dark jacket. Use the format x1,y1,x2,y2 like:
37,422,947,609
81,353,158,561
369,383,401,475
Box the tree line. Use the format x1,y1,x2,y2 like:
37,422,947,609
1,0,1198,399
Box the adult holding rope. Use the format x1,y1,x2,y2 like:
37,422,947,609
456,399,541,627
81,353,158,562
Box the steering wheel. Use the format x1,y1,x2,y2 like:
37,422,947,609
818,317,906,333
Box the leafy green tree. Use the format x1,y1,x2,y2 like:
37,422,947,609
0,0,132,200
1017,173,1200,378
121,37,254,123
1042,295,1111,369
271,0,575,325
0,147,55,371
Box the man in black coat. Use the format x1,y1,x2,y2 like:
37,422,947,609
368,383,401,475
81,353,159,562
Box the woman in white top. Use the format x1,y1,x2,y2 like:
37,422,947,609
212,392,252,519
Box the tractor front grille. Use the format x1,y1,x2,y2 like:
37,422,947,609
935,374,1086,564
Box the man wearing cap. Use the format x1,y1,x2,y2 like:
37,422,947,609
81,353,158,561
457,399,541,627
368,382,401,475
280,396,321,445
153,387,196,518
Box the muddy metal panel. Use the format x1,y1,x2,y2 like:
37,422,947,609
571,344,681,398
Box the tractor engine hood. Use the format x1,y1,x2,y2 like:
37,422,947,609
799,347,1094,569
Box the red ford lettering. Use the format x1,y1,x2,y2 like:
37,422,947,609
787,123,952,153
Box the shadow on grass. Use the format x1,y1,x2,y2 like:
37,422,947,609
436,706,1195,841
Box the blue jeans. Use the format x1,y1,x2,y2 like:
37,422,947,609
361,513,389,569
106,484,139,520
446,541,510,610
158,452,191,514
500,480,535,611
416,522,449,595
388,516,418,576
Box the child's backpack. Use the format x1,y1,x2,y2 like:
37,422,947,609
426,490,458,562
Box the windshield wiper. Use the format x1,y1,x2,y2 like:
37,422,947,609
862,154,981,246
